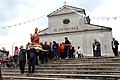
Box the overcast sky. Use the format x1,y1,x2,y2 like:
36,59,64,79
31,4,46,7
0,0,120,54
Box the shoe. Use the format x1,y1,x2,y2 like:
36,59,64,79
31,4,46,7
27,73,30,77
31,73,34,77
20,73,25,77
65,57,69,59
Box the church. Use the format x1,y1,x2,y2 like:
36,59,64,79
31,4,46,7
39,5,113,57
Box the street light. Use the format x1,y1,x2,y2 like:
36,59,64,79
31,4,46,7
12,43,15,56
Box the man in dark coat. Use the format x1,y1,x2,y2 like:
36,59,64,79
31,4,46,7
93,39,101,57
27,47,36,77
41,42,49,64
19,46,26,74
111,38,119,57
64,37,71,59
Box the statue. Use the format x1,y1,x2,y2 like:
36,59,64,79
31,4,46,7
86,16,91,24
29,27,46,51
30,27,40,44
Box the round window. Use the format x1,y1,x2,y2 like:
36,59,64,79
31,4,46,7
63,19,70,24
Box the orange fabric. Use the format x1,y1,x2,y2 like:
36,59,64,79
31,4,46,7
60,45,65,52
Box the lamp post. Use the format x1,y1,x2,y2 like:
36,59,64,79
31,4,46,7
12,42,15,56
12,45,14,56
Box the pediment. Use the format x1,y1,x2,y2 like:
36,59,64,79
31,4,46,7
47,5,85,17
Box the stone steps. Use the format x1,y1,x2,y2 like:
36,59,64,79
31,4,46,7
2,63,120,69
2,70,120,75
50,61,120,63
36,63,120,67
2,76,97,80
2,73,120,79
49,60,120,63
2,66,120,71
1,57,120,80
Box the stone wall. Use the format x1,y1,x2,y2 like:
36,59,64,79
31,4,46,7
40,29,113,57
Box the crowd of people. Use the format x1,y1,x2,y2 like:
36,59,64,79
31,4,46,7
0,27,119,77
10,37,118,77
3,27,82,77
7,36,81,77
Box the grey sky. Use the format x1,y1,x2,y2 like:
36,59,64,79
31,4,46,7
0,0,104,36
0,0,104,22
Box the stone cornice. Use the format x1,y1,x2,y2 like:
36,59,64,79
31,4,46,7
39,28,111,36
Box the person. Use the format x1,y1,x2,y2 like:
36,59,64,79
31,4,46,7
64,37,71,59
76,46,83,58
30,27,40,44
41,42,49,64
93,39,101,57
52,41,60,60
48,42,53,60
70,46,75,58
111,38,119,57
19,45,26,75
1,56,6,67
27,47,36,77
39,42,43,63
86,16,91,24
59,42,65,59
13,46,19,67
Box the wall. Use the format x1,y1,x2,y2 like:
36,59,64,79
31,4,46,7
48,13,85,34
40,29,113,57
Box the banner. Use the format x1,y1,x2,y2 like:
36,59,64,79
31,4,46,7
1,16,44,29
90,16,120,20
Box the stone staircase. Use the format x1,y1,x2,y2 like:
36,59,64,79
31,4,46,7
1,57,120,80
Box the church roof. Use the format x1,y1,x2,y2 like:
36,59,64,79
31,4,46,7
85,23,112,31
47,5,86,17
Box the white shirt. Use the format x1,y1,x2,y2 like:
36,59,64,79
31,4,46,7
77,48,83,54
112,41,115,48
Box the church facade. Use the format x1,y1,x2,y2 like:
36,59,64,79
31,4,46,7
39,5,113,56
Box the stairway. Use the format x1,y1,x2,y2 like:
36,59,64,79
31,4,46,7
1,57,120,80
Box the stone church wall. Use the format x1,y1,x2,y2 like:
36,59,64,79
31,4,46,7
40,30,113,57
48,13,85,34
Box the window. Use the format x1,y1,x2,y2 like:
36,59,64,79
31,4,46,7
63,19,70,24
